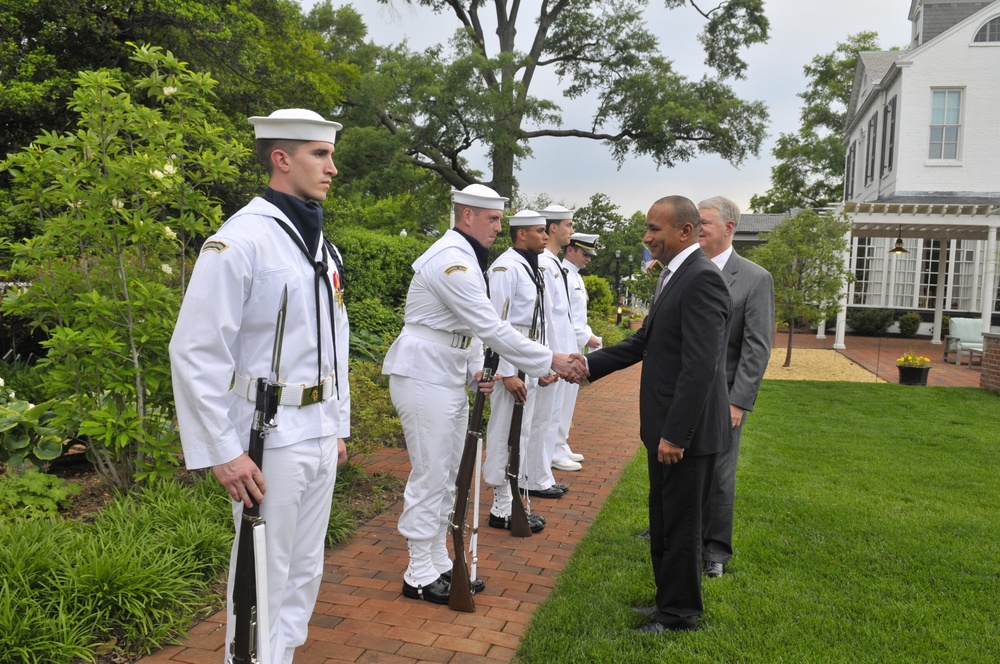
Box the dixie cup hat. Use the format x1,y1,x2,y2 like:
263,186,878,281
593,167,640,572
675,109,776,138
508,210,546,226
539,204,574,220
452,183,509,211
248,108,342,144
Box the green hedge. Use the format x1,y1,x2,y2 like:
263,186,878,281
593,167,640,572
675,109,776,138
329,226,432,309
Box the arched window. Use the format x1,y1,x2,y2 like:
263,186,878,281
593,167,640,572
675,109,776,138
973,17,1000,42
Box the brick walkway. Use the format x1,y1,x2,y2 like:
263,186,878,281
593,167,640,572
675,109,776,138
139,364,643,664
139,332,982,664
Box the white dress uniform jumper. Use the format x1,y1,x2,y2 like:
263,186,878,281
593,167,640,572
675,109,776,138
382,228,553,592
170,193,350,662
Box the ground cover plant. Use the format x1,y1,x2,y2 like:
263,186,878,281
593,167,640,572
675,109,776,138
515,381,1000,663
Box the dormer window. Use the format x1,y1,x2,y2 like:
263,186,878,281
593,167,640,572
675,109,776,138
973,16,1000,42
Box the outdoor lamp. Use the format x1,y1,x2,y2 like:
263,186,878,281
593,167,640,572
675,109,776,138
888,225,909,255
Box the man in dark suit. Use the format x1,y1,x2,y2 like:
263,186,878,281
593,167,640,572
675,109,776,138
586,195,731,633
698,197,775,579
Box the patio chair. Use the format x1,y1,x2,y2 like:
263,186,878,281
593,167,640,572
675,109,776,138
943,317,984,365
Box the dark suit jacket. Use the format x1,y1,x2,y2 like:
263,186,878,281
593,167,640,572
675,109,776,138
587,247,731,456
720,252,774,411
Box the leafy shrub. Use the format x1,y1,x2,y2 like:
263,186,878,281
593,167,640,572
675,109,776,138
347,360,403,460
330,226,431,309
846,308,894,336
583,274,614,317
897,312,921,338
0,375,68,470
0,468,81,519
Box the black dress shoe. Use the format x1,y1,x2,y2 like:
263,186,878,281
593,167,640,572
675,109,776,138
553,484,569,492
440,569,486,594
402,575,450,604
527,486,565,498
634,527,651,539
704,561,724,578
634,617,698,634
488,512,546,533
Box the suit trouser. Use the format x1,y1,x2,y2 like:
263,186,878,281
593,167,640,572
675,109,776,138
225,435,339,663
390,375,468,585
647,447,715,621
703,414,745,564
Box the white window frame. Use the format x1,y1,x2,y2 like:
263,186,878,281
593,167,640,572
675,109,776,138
928,89,963,161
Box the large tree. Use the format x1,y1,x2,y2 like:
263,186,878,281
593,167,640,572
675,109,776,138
354,0,770,198
0,0,357,159
749,32,882,213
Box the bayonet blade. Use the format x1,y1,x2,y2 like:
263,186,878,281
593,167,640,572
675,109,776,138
269,286,288,383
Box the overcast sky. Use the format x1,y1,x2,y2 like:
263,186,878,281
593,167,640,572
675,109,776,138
314,0,914,217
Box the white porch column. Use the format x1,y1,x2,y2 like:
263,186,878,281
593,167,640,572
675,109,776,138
932,241,947,344
834,229,852,350
980,224,998,334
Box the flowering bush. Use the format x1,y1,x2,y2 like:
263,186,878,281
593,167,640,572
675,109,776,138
896,350,931,368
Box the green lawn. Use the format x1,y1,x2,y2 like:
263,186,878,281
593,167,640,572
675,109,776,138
516,381,1000,663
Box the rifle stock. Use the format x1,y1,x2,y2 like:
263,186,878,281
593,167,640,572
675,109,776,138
229,287,286,664
505,369,532,537
448,347,499,612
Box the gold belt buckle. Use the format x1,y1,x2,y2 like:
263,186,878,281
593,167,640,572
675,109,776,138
300,380,323,407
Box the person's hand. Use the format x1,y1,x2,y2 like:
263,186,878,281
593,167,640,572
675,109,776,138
730,404,745,429
503,375,528,402
538,373,557,387
336,438,347,465
475,369,498,395
551,352,589,382
657,438,684,465
587,335,601,350
213,453,266,508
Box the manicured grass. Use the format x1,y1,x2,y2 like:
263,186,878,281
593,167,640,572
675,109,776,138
516,382,1000,663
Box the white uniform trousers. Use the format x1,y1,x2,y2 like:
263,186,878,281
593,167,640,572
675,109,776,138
483,376,538,513
523,379,564,491
225,435,339,663
553,381,580,462
390,375,469,586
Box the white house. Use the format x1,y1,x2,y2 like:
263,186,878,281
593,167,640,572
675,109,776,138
834,0,1000,348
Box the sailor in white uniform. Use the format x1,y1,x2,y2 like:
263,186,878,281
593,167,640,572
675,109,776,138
482,211,551,533
170,109,349,664
556,232,603,468
523,205,577,497
382,185,586,604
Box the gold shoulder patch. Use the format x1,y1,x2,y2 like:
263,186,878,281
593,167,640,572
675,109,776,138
201,239,229,253
491,266,508,273
444,264,468,275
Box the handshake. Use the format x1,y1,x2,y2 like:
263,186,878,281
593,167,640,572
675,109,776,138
551,353,589,384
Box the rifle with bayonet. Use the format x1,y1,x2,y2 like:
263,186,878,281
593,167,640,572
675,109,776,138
504,298,541,538
228,286,287,664
503,369,533,538
448,313,504,612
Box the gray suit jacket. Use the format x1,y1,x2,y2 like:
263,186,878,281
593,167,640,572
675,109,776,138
721,252,774,411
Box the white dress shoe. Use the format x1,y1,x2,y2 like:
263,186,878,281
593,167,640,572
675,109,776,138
551,458,583,471
567,452,585,462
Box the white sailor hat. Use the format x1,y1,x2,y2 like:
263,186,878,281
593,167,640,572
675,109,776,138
248,109,342,144
568,232,600,256
452,183,508,210
508,210,546,227
539,204,574,220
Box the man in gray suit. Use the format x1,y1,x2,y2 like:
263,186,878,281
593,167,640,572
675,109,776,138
698,196,774,578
